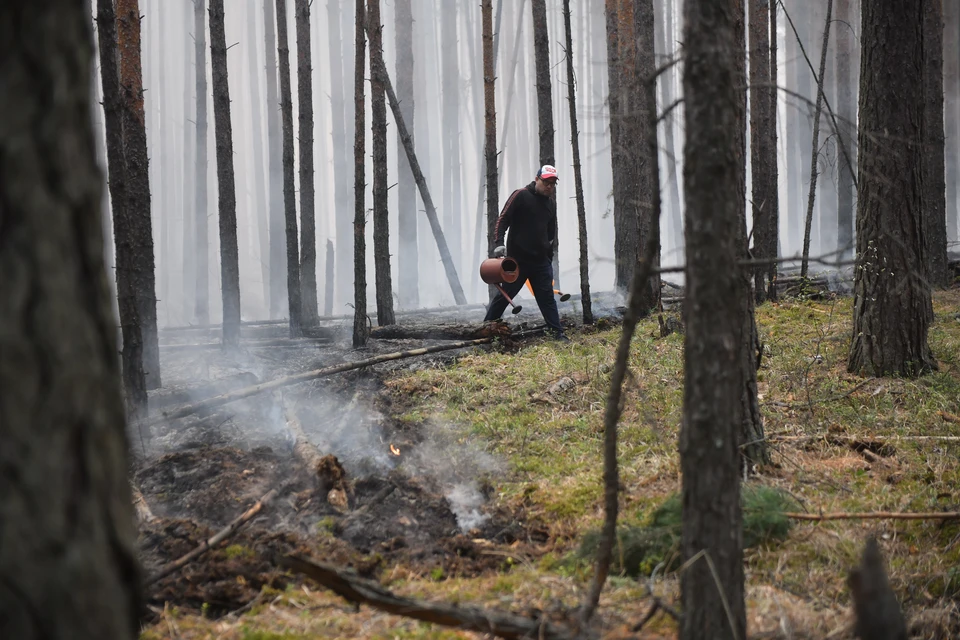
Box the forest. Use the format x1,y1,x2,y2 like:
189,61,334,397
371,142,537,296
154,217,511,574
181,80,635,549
1,0,960,639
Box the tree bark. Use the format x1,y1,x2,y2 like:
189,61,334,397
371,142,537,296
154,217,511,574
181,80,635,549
922,0,949,288
848,0,937,378
209,0,242,348
944,0,959,245
835,0,855,262
800,0,833,279
264,0,286,318
353,0,369,347
749,0,776,302
482,0,499,287
96,0,148,417
680,0,746,637
531,0,555,166
0,1,142,632
116,0,161,389
296,0,318,322
368,0,395,327
194,0,210,326
395,0,419,308
276,0,303,337
563,0,592,325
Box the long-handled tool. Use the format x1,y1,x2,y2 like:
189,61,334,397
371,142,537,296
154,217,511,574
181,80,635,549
525,279,571,302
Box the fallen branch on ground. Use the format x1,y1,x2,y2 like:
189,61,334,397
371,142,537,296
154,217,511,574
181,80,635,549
370,322,511,341
145,489,278,586
784,510,960,522
769,434,960,444
277,554,577,640
139,339,494,429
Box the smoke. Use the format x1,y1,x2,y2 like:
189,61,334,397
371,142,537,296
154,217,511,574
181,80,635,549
445,483,489,532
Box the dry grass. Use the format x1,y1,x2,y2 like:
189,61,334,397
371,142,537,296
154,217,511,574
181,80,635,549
141,289,960,639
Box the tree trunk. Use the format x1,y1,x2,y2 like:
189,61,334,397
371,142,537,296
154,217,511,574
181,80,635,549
680,0,746,637
654,0,684,264
441,1,461,281
276,0,302,337
324,239,334,315
295,0,318,322
749,0,775,302
395,0,419,308
848,0,937,378
194,0,210,326
800,0,833,279
209,0,242,348
0,1,142,632
563,0,593,325
766,0,779,300
482,0,499,278
116,0,161,389
835,0,855,261
353,0,369,347
944,0,959,245
245,0,270,316
264,0,286,318
368,0,395,326
97,0,148,417
922,0,949,288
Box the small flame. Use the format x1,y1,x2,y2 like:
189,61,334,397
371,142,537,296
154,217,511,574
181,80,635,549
390,444,401,456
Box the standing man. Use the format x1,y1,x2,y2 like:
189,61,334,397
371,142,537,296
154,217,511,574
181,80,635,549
484,165,569,341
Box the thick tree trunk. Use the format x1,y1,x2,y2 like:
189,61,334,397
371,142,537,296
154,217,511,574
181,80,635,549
749,0,775,302
368,0,395,326
264,0,286,318
835,0,855,261
531,0,555,166
0,1,142,633
296,0,318,322
848,0,937,378
563,0,592,325
680,0,746,637
194,0,210,326
97,0,148,417
209,0,242,348
482,0,499,282
276,0,302,337
441,1,461,279
922,0,949,288
353,0,369,347
116,0,161,389
395,0,419,308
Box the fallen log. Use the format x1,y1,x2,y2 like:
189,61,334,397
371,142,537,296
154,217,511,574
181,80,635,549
278,554,576,640
784,510,960,522
370,322,511,341
145,489,278,586
132,485,157,525
279,393,349,508
140,338,494,429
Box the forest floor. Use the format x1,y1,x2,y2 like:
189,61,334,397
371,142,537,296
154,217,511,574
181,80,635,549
137,285,960,640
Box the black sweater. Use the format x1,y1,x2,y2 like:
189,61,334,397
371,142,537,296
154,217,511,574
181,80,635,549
493,182,557,265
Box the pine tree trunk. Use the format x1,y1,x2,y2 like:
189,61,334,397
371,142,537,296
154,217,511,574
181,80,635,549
482,0,499,270
441,1,461,281
97,0,148,417
654,0,684,263
295,0,318,322
248,0,270,314
181,10,195,324
368,0,395,326
353,0,369,346
835,0,855,261
1,1,142,632
680,0,747,635
749,0,774,302
326,0,353,311
395,0,419,308
531,0,555,165
194,0,210,326
848,0,937,378
209,0,242,347
563,0,593,325
767,0,779,298
116,0,161,389
922,0,949,288
800,0,833,279
276,0,302,337
264,0,286,318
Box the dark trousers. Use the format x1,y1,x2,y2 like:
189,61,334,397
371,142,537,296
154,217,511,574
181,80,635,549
483,260,563,333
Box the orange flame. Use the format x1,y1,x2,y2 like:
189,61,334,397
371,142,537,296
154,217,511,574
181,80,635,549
390,444,401,456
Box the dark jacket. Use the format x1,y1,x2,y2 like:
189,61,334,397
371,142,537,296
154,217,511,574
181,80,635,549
493,182,557,265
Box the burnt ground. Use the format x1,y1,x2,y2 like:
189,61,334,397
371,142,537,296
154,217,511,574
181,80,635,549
136,306,585,621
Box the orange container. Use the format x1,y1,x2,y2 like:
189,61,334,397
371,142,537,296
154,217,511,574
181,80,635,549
479,257,520,285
